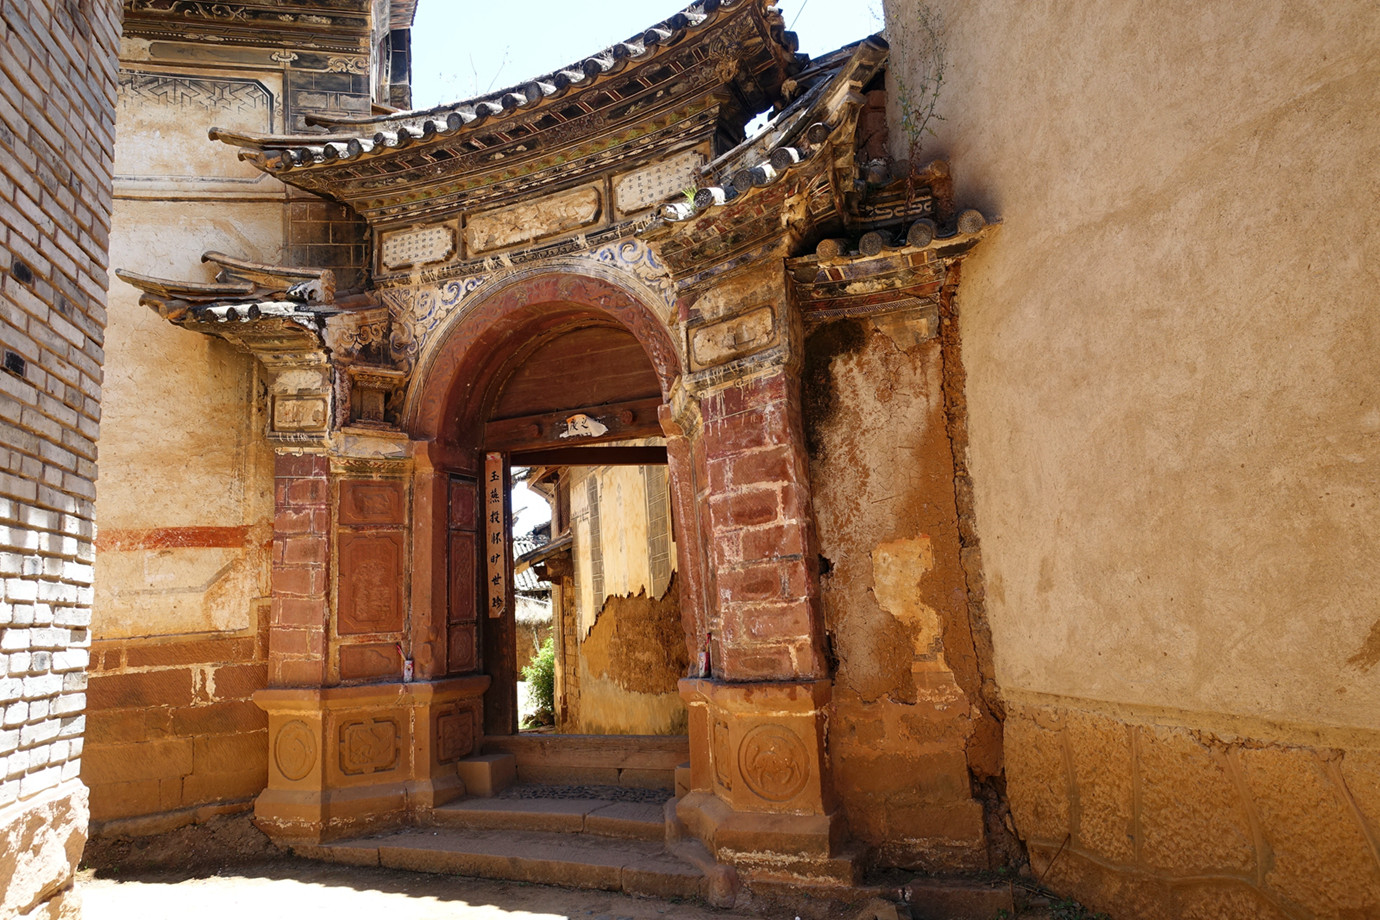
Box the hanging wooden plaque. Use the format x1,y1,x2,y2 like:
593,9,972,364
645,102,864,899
484,452,507,619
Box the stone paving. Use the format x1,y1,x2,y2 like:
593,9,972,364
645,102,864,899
495,782,674,805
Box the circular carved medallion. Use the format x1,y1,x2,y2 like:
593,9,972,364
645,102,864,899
738,724,809,803
274,720,317,781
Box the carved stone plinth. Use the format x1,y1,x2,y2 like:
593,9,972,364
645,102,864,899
678,678,852,883
253,675,489,843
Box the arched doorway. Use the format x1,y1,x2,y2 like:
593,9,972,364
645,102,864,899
406,270,706,747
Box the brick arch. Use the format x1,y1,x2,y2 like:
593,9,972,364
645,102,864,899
406,270,682,444
402,267,709,734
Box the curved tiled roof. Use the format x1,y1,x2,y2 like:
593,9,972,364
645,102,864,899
212,0,801,174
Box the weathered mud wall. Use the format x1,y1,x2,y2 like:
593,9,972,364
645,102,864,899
885,2,1380,916
88,45,321,831
574,575,688,736
805,316,993,870
565,466,686,735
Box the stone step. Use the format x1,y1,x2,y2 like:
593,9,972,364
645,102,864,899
433,794,667,841
297,825,706,901
483,734,688,789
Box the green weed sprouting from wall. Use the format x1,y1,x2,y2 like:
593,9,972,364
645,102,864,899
895,4,948,164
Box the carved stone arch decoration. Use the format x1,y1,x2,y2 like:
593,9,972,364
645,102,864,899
404,265,684,442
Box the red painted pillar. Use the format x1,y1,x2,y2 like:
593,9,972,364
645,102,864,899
697,369,826,682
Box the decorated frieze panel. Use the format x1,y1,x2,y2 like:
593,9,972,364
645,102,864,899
448,532,477,625
338,717,400,776
272,718,319,783
434,704,479,765
338,642,403,681
464,184,603,256
738,724,811,803
381,223,458,271
448,626,478,674
614,148,710,217
712,717,733,792
337,532,405,634
380,235,677,374
272,394,330,434
688,305,777,373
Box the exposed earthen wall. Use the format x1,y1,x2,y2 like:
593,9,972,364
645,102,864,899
0,1,123,915
565,465,685,735
885,2,1380,916
805,317,991,870
90,64,283,828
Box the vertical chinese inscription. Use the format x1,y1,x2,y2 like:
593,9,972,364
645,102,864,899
484,452,507,619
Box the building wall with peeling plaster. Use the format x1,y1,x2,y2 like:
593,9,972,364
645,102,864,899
85,3,399,833
885,1,1380,917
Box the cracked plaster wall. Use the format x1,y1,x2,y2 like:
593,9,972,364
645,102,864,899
805,318,993,870
885,1,1380,916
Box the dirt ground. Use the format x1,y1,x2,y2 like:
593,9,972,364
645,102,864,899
78,860,764,920
77,816,1078,920
78,863,1078,920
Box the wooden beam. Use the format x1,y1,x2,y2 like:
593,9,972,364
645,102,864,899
484,396,664,452
510,446,668,467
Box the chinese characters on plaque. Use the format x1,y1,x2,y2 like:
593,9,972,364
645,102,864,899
484,452,507,619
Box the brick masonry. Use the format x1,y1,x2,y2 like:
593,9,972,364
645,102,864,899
0,0,123,915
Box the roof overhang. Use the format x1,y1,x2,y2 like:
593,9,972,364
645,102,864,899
210,0,804,224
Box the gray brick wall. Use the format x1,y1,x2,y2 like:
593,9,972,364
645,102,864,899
0,0,121,913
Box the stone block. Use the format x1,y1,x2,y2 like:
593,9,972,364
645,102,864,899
1001,708,1071,844
87,668,194,709
1136,723,1256,875
81,737,192,785
1065,709,1135,864
123,637,252,669
86,778,159,822
169,700,266,736
1239,744,1380,916
0,783,86,919
209,662,267,700
905,878,1015,920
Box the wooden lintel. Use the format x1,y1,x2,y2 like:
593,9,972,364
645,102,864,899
484,396,664,452
510,446,668,468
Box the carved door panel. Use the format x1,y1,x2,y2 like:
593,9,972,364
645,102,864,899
447,476,480,675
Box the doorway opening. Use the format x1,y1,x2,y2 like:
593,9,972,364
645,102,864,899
511,450,687,737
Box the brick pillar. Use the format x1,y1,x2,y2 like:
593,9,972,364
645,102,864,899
699,369,826,681
270,453,330,687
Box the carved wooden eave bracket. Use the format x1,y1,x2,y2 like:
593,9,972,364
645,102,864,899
789,216,996,345
636,34,891,289
116,253,400,446
122,0,379,55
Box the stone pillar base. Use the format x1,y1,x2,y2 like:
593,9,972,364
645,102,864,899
253,675,488,843
679,678,854,883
